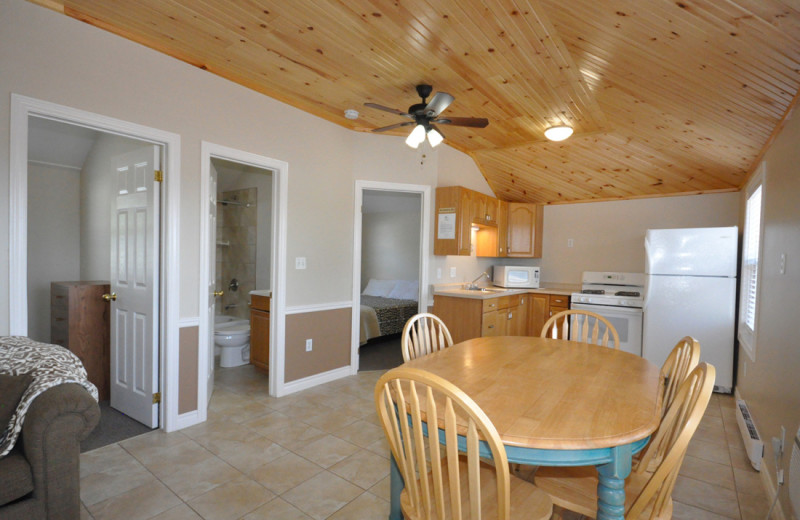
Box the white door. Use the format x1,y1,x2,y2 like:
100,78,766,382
207,163,218,404
110,145,160,427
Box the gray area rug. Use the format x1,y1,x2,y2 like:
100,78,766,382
81,401,152,452
359,333,404,372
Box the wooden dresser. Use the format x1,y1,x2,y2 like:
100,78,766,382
51,281,110,400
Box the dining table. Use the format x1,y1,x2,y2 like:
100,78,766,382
388,335,663,520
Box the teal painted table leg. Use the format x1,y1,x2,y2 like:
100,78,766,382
596,444,632,520
389,454,404,520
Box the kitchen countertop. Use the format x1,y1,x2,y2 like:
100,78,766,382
433,283,579,300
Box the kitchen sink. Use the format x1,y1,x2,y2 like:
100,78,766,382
463,286,507,293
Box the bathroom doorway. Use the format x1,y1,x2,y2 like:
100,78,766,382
200,142,287,411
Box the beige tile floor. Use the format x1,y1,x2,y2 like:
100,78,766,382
79,365,773,520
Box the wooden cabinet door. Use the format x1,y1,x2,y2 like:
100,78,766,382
482,310,505,336
485,197,498,225
470,191,487,225
548,295,570,318
250,309,270,373
507,203,544,258
514,295,529,336
497,200,508,257
527,293,550,337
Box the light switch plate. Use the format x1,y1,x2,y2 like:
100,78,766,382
296,257,307,269
449,267,457,278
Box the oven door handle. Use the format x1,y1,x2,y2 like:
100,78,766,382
571,303,643,315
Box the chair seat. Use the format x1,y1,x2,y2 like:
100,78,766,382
402,458,552,520
534,465,672,520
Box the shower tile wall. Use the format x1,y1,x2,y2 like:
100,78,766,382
216,187,257,320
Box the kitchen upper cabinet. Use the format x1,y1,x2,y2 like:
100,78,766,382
496,200,508,257
507,203,544,258
435,186,502,257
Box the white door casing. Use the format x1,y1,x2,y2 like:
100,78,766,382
110,145,160,427
207,163,218,404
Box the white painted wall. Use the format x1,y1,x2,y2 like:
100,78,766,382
361,191,421,289
80,133,150,281
26,162,81,342
540,193,741,284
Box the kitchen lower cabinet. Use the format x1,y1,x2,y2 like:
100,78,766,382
528,293,570,336
249,294,270,374
435,294,524,343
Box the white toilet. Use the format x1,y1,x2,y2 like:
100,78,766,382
214,315,251,368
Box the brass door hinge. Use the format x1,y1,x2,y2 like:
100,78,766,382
154,170,163,182
152,392,161,404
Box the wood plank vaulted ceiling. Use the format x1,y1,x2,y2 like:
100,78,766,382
33,0,800,204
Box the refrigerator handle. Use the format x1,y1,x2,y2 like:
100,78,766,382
643,276,651,310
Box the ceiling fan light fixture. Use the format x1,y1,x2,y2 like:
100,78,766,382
406,124,426,148
544,125,573,141
427,127,444,147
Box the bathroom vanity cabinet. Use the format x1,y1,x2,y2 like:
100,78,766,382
249,294,270,374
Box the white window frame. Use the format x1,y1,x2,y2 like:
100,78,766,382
738,163,765,361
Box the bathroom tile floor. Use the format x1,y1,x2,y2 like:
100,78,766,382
79,365,774,520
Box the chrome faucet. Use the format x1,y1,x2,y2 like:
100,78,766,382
464,271,490,290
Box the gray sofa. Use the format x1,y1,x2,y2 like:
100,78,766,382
0,383,100,519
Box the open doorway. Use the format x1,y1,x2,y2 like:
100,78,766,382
351,181,431,373
199,142,288,411
25,116,162,448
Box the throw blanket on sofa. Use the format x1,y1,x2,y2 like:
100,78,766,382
0,336,98,458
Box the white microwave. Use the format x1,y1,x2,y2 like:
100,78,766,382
493,266,540,288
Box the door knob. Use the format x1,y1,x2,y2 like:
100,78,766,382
102,293,117,302
213,290,224,297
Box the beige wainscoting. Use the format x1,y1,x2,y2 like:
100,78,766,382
285,307,351,383
178,326,199,414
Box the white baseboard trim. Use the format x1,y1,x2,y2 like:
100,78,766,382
285,301,352,315
280,366,352,396
173,410,203,431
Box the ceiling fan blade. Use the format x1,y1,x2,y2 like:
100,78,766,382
434,116,489,128
371,121,416,133
424,92,455,117
364,102,412,117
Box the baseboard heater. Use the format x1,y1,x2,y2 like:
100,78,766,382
736,399,764,471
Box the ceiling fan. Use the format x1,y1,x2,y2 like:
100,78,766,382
364,84,489,148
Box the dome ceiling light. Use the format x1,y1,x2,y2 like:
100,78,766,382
544,125,574,141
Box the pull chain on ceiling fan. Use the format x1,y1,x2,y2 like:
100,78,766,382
365,84,489,148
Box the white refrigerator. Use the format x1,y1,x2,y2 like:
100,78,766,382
642,226,738,392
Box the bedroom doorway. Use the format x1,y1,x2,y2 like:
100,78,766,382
351,181,431,372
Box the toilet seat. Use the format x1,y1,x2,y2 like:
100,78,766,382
215,323,250,336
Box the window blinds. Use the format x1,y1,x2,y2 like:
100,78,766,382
740,184,762,335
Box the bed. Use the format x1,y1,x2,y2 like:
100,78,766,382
359,279,420,344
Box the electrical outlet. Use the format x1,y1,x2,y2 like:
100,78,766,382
449,267,457,278
436,268,442,280
567,238,574,248
779,253,786,275
296,257,307,270
305,339,312,352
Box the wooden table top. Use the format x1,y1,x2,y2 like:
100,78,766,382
403,336,663,450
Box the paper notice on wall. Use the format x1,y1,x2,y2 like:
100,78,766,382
438,211,456,239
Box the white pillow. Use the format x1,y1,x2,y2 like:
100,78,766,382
388,280,419,301
362,279,397,298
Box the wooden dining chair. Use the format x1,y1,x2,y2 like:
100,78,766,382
375,366,552,520
534,362,715,519
540,309,621,349
402,313,454,362
660,336,701,415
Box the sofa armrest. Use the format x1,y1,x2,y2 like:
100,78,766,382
21,383,100,520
